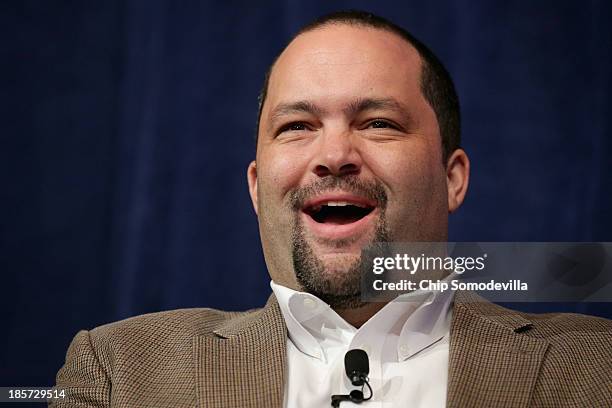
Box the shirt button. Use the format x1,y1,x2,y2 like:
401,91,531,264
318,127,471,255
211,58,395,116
303,297,317,309
312,350,322,359
399,344,410,354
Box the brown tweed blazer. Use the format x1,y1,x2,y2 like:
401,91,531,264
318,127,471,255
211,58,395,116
52,292,612,407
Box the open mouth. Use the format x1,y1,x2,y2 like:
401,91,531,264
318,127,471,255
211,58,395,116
303,200,376,225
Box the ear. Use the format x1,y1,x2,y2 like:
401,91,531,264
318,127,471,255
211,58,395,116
247,160,259,216
446,149,470,213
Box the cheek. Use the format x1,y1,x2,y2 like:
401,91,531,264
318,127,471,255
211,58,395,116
257,146,310,201
360,140,447,232
361,141,442,193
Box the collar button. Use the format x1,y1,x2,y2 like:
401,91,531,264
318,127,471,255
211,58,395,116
303,297,317,309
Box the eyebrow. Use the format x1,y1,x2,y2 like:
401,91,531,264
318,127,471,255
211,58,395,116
343,97,409,117
269,101,324,124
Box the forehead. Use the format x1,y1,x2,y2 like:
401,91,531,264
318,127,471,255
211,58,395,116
264,24,424,112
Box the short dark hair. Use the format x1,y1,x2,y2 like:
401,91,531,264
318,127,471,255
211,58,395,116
256,10,461,161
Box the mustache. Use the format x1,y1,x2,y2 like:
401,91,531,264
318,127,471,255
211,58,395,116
288,175,388,211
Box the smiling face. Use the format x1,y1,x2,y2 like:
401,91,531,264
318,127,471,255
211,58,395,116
248,24,469,307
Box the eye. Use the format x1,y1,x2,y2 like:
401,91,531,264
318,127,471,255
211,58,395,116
279,122,308,133
367,120,397,129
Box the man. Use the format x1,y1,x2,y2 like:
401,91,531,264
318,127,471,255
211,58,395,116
53,11,611,408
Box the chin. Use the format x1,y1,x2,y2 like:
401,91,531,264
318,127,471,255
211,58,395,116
309,251,364,284
319,251,361,268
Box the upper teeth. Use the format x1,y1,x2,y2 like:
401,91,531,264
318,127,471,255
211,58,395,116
323,201,366,207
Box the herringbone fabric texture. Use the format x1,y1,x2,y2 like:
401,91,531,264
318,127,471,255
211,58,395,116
51,292,612,407
447,292,612,407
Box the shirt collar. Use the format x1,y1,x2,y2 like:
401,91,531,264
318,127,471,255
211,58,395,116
271,275,455,363
271,281,354,362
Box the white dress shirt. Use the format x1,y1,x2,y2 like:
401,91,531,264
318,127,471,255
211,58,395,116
270,280,454,408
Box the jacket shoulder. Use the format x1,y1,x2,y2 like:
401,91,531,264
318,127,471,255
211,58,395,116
53,306,266,407
89,306,263,348
522,310,612,404
524,309,612,337
453,294,612,405
87,307,263,377
455,291,612,338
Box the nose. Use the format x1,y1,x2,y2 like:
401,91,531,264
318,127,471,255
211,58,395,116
312,127,362,177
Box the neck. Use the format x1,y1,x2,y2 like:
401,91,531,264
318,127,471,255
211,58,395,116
334,302,387,328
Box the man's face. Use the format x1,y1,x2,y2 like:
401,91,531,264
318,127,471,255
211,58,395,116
248,24,467,306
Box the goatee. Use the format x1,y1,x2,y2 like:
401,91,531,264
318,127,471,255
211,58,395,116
289,176,389,309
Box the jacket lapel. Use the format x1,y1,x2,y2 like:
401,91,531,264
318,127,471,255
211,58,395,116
446,291,549,407
194,295,287,408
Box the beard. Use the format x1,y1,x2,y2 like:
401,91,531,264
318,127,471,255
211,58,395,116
289,176,389,309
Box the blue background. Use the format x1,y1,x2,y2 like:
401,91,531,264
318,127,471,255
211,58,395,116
2,0,611,387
